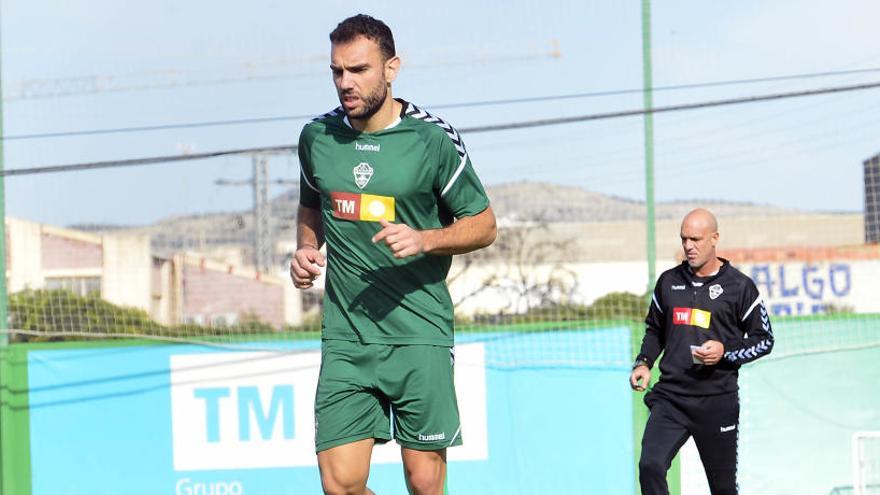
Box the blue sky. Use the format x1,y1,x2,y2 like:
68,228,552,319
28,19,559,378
2,0,880,226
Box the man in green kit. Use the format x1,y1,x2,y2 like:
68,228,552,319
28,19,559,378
289,14,496,495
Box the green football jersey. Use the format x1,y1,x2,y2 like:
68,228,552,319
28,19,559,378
298,99,490,346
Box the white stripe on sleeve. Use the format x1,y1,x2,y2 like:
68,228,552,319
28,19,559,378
300,168,319,193
440,152,468,198
652,293,663,314
742,295,762,322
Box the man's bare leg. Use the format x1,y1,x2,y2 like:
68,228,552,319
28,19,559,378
401,447,447,495
318,438,376,495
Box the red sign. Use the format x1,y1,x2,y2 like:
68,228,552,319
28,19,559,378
330,192,361,220
673,307,692,325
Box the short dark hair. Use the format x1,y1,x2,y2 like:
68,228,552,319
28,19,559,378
330,14,396,61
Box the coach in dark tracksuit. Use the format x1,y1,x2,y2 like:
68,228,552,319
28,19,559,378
630,209,774,495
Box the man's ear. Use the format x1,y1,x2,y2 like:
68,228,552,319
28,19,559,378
385,55,401,83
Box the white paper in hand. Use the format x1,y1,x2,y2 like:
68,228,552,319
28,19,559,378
690,345,703,364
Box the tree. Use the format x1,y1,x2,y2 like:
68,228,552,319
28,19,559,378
516,291,646,323
450,220,581,318
6,289,295,343
8,289,161,342
581,291,647,321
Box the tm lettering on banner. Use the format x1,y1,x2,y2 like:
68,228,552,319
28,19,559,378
193,385,294,442
170,351,322,470
170,345,490,471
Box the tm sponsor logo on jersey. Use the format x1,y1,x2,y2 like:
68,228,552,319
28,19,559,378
672,307,712,329
331,191,395,222
353,162,374,189
418,432,446,442
355,142,380,152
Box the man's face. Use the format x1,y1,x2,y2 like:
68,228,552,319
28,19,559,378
680,218,718,271
330,36,395,121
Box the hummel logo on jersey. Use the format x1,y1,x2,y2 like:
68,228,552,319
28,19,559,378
720,424,736,433
418,432,446,442
709,284,724,300
353,162,374,189
355,142,380,152
672,307,712,329
671,285,686,290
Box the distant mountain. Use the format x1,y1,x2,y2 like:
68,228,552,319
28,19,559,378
487,181,800,223
89,181,804,255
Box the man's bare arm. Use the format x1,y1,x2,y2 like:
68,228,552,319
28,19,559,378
297,204,325,250
290,205,326,289
372,206,497,258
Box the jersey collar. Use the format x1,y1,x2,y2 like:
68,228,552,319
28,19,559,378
342,98,408,131
682,257,729,284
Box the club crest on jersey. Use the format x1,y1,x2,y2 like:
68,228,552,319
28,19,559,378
353,162,374,189
709,284,723,300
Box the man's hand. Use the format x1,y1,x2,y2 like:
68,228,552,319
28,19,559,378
289,246,325,289
630,365,651,392
372,219,424,258
693,340,724,365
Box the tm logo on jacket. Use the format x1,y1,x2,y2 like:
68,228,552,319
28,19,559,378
672,307,712,329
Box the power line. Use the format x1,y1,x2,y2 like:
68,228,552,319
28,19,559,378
469,89,869,160
435,66,880,108
3,79,880,177
4,41,559,102
461,80,880,133
4,115,314,141
5,66,880,141
2,145,294,176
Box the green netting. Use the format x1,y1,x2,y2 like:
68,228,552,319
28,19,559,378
736,317,880,495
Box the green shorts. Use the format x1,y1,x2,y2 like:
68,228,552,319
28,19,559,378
314,339,463,453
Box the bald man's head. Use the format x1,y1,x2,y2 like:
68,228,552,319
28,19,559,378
682,208,718,234
680,208,720,274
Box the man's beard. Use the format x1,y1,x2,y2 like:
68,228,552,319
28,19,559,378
342,83,387,121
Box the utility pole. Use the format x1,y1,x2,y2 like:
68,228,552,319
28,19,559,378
252,154,271,273
0,21,8,495
0,20,7,346
216,153,295,273
642,0,658,293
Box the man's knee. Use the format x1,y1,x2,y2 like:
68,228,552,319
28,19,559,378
705,469,738,495
317,440,373,495
404,465,444,495
402,448,446,495
320,469,369,495
639,455,668,479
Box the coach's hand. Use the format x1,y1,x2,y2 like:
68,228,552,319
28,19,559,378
290,245,325,289
630,365,651,392
372,219,424,258
693,340,724,365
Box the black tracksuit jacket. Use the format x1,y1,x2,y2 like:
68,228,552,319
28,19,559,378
637,259,774,396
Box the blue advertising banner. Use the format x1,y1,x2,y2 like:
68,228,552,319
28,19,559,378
27,328,633,495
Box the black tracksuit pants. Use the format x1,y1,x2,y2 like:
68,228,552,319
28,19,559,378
639,389,740,495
